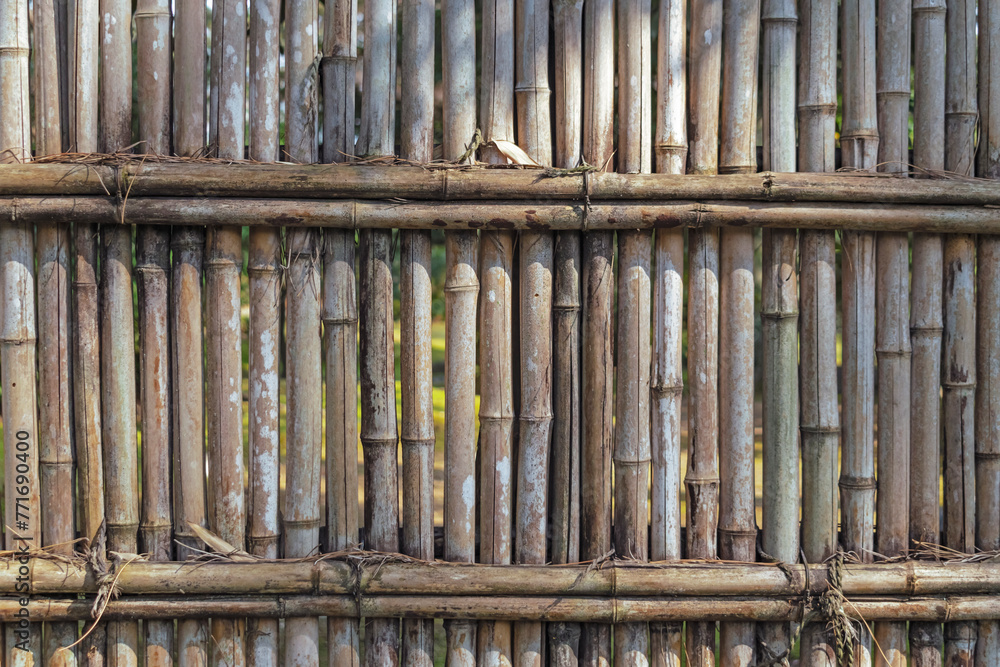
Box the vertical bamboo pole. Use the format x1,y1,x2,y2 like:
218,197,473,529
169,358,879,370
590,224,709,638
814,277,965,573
284,4,321,667
759,0,796,663
650,0,685,663
874,1,913,656
136,3,174,665
718,0,760,662
616,1,651,663
440,0,476,660
975,0,1000,664
246,0,280,665
553,0,582,169
324,230,360,667
686,0,722,660
173,0,205,154
479,0,516,662
208,0,247,663
322,0,359,662
797,0,838,664
840,0,878,661
68,0,98,152
580,0,614,664
910,0,946,663
355,0,395,158
99,0,138,659
515,0,552,165
399,4,435,664
1,3,40,665
35,0,78,662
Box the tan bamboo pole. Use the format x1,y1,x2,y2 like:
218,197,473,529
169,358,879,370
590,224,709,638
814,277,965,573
718,0,760,661
1,2,40,664
207,0,247,663
320,0,359,663
34,0,78,661
246,1,280,667
940,0,978,661
515,0,552,166
356,0,399,660
479,0,516,661
840,0,879,661
553,0,582,169
323,230,361,667
910,0,946,663
398,2,435,664
173,0,205,154
686,0,722,660
321,0,356,163
136,1,174,665
650,0,685,662
67,0,98,153
797,0,838,664
440,0,475,160
976,0,1000,664
616,1,652,663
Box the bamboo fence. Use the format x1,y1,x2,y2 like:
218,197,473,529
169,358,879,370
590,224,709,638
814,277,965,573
2,1,1000,666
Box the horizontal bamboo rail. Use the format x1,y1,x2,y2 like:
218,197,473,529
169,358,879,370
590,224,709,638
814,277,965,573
4,595,1000,623
4,558,1000,597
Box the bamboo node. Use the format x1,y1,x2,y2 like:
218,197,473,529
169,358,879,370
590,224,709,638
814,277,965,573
974,451,1000,461
760,309,800,320
401,437,435,449
322,316,359,325
651,383,684,398
838,476,877,491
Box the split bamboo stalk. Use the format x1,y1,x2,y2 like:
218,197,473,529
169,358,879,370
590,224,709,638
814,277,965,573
650,0,685,661
321,0,356,163
478,228,516,667
551,4,583,666
910,0,946,663
136,3,174,665
208,0,248,663
478,0,516,661
323,230,361,667
686,0,723,660
719,0,760,661
942,0,978,662
359,229,401,665
246,0,281,665
976,0,1000,664
616,1,652,662
321,0,359,664
759,0,797,663
285,228,323,667
67,0,98,152
34,0,78,662
840,0,879,662
285,3,321,666
399,3,435,663
797,0,838,664
1,3,40,664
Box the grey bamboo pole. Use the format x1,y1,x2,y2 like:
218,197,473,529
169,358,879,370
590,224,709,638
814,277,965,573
910,0,946,663
359,229,401,666
515,0,554,661
1,2,40,664
399,2,435,664
719,0,760,661
323,230,361,667
840,0,879,661
440,0,477,660
99,0,138,659
357,0,399,661
321,0,356,164
173,0,205,155
136,3,174,665
650,0,685,662
976,0,1000,664
941,0,977,662
208,0,247,663
322,0,359,663
34,0,78,662
616,0,652,662
246,0,280,664
479,0,516,661
874,8,912,661
797,0,838,663
759,0,797,663
686,0,723,660
284,3,321,666
553,0,582,169
68,0,105,662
